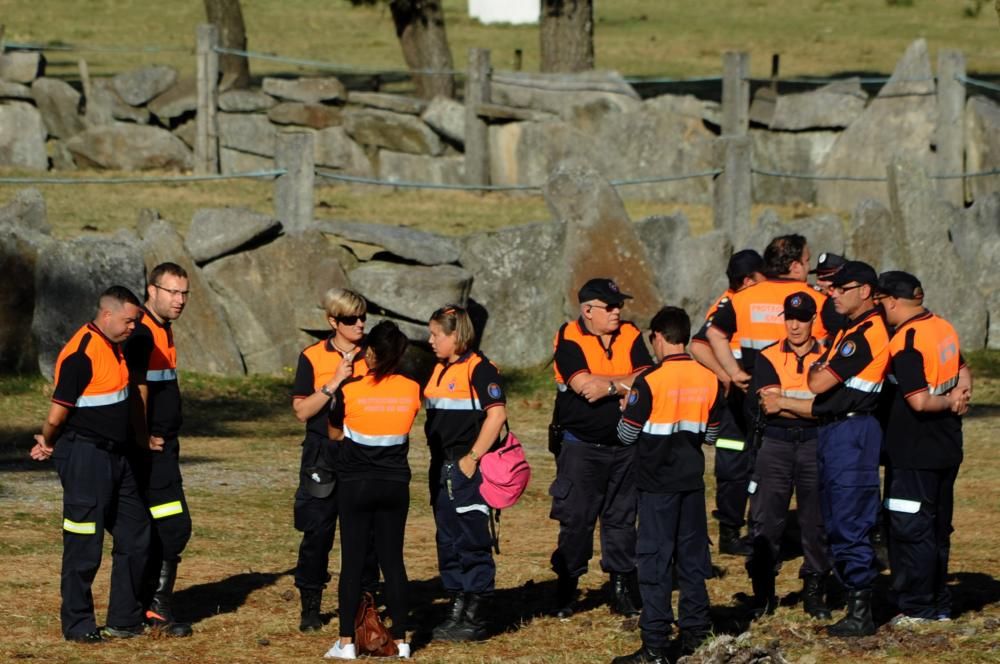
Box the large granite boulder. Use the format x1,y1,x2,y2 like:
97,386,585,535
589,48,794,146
65,124,193,170
643,94,721,127
544,160,661,323
185,207,282,265
220,148,274,175
112,65,178,106
31,78,85,139
989,289,1000,350
965,95,1000,204
87,78,150,126
491,70,640,121
32,232,145,379
378,151,464,187
349,262,472,322
752,79,868,130
0,80,33,101
314,127,373,175
0,52,44,83
219,89,277,112
268,102,343,129
218,112,277,157
0,188,50,234
263,77,346,104
816,39,936,211
459,220,567,369
0,102,47,170
887,159,987,349
148,77,197,122
949,192,1000,295
137,213,245,375
316,219,460,266
848,198,907,270
201,230,349,374
421,95,465,145
349,92,427,115
750,129,837,204
344,109,444,156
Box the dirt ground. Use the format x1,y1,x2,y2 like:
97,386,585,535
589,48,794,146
0,371,998,664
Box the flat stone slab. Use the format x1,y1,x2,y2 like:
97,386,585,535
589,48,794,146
0,80,33,101
350,91,428,115
0,52,44,84
148,77,197,121
219,89,277,112
185,207,282,264
316,219,460,266
65,124,192,171
344,108,444,156
421,95,465,144
263,76,346,104
112,65,178,106
268,102,343,129
349,262,471,322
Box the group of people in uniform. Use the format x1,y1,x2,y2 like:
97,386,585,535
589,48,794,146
30,235,970,663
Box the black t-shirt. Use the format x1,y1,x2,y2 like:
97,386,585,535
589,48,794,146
424,352,506,458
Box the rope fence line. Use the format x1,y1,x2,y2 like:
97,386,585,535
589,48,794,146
959,74,1000,94
751,166,1000,182
213,47,462,77
5,40,188,54
0,169,285,186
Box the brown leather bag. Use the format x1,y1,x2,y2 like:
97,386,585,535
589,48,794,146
354,592,397,657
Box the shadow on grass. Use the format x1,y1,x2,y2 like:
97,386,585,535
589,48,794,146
950,571,1000,618
175,567,294,625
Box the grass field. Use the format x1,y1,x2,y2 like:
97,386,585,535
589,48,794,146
1,355,998,664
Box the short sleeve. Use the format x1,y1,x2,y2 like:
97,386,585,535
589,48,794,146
293,352,316,399
628,328,654,371
52,353,92,407
707,297,736,338
328,386,346,428
472,359,506,409
620,372,653,428
123,326,154,384
892,328,928,397
753,351,781,393
826,328,875,383
554,334,589,384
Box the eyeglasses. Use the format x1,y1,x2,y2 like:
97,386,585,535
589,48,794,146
153,284,190,298
336,314,367,325
588,303,623,312
832,283,864,295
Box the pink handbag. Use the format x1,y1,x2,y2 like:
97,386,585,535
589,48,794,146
478,429,531,509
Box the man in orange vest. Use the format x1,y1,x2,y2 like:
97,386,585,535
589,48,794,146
807,261,889,637
549,278,654,619
124,262,193,637
875,271,971,626
704,235,827,555
613,306,724,663
30,286,151,643
748,292,831,620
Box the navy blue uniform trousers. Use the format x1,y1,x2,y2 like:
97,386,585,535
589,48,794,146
549,441,637,579
714,389,753,529
817,416,881,590
54,432,150,638
433,460,495,594
885,465,959,619
637,490,712,648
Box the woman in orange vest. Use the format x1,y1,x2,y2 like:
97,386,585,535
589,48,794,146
424,305,507,642
324,321,421,660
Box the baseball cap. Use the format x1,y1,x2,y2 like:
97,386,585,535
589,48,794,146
810,252,847,278
783,291,817,321
875,271,924,300
829,260,878,288
726,249,765,283
578,278,632,305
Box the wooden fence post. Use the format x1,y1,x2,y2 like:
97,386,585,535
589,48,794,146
464,48,492,190
936,49,966,206
275,131,315,234
722,51,750,137
195,24,220,175
713,136,752,236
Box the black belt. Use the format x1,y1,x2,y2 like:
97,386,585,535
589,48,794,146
819,411,872,425
65,430,122,453
763,425,818,442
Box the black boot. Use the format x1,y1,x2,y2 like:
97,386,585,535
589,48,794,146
678,629,710,656
611,643,669,664
146,560,193,637
298,587,323,633
554,575,578,619
827,588,876,637
748,562,776,619
447,593,489,642
609,572,641,617
802,575,832,620
431,592,467,641
719,524,752,556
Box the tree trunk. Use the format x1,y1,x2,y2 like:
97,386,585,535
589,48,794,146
540,0,594,73
389,0,455,99
204,0,250,89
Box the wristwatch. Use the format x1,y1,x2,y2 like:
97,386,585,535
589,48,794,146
468,449,480,462
320,385,335,397
607,381,617,397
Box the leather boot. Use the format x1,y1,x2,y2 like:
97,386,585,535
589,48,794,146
609,572,641,617
719,524,752,556
431,592,467,641
611,643,669,664
802,575,833,620
147,560,193,637
298,587,323,633
449,593,489,641
554,575,578,619
748,561,776,619
827,588,876,637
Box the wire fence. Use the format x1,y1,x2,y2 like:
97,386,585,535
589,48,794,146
0,170,284,186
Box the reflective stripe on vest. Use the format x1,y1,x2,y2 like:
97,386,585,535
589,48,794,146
76,386,129,408
641,420,707,436
783,389,815,399
344,425,407,447
149,501,184,519
146,368,178,382
424,396,482,411
455,504,489,515
716,438,746,451
929,375,958,396
844,376,883,393
885,497,921,514
63,519,96,535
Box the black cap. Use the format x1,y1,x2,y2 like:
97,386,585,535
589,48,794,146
876,271,924,300
829,260,878,288
810,252,847,278
578,278,632,305
726,249,765,283
783,291,817,321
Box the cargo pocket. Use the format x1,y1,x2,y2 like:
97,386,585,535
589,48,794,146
63,494,98,536
547,477,573,521
636,537,663,587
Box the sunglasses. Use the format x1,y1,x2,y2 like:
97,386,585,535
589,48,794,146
589,303,623,312
831,283,864,295
336,314,367,325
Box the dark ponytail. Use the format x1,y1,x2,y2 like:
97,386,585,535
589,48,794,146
367,321,408,382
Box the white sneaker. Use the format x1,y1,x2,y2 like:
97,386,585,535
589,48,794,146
324,640,357,659
889,613,932,628
397,642,411,659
